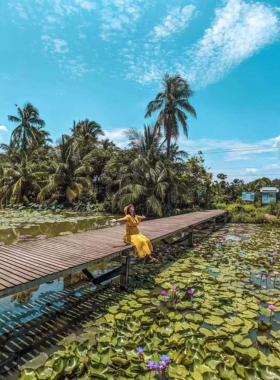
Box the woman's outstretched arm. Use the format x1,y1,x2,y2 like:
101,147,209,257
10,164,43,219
111,217,127,223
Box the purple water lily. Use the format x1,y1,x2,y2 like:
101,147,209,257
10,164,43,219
188,289,194,295
161,355,171,363
137,347,144,354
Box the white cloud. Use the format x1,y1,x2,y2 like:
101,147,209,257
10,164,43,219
179,136,276,161
104,129,127,147
41,36,69,54
79,32,86,39
120,0,280,86
183,0,280,87
75,0,96,11
46,15,57,23
263,164,280,170
149,5,196,42
100,0,145,41
0,126,8,132
65,58,90,77
273,135,280,154
245,168,258,174
9,2,28,19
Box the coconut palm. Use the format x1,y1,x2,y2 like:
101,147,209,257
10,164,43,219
99,138,118,152
168,143,189,163
8,103,46,150
37,135,90,202
113,155,186,216
0,150,48,205
145,73,196,157
124,123,164,155
71,119,104,158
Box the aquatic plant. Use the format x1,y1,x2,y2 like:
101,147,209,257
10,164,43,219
19,225,280,380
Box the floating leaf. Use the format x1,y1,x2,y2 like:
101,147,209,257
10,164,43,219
20,354,49,370
204,316,224,326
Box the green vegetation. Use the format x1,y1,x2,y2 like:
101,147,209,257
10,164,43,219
19,225,280,380
1,74,280,220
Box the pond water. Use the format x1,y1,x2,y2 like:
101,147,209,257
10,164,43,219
17,223,280,380
0,209,121,246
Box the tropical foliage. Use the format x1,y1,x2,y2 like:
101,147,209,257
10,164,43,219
1,74,280,218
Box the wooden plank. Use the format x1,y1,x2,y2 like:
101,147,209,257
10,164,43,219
0,210,227,298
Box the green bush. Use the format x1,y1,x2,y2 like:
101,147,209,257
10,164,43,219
216,202,280,224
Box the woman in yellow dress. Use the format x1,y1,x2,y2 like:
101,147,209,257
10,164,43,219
111,204,156,261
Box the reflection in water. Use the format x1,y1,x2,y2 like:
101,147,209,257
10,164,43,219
0,211,120,246
12,286,40,304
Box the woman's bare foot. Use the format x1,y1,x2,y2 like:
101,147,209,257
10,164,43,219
147,255,158,262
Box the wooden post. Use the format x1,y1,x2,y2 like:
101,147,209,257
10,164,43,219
212,218,216,232
188,228,193,247
82,269,94,281
120,251,130,291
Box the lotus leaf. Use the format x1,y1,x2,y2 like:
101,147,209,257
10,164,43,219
240,310,259,319
87,363,108,378
258,320,272,331
176,301,193,310
168,363,190,379
18,369,37,380
199,328,214,338
226,316,244,326
205,343,223,353
204,316,224,326
20,353,49,370
259,365,280,380
234,361,245,378
218,364,238,380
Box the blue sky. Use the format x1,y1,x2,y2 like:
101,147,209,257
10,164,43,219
0,0,280,182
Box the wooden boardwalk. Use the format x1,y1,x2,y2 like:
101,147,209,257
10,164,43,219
0,210,226,298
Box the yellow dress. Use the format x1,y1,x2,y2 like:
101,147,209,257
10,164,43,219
123,215,153,258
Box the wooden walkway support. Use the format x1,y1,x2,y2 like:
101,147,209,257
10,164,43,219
0,210,227,298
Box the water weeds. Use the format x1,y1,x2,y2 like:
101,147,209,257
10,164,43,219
19,225,280,380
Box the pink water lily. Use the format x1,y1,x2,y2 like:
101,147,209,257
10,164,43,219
198,245,203,249
273,271,280,276
171,286,177,291
188,289,194,295
161,291,167,295
268,304,276,311
256,300,261,305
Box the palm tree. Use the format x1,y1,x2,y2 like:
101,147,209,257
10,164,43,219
37,135,90,202
168,143,189,163
99,138,118,152
0,150,48,205
124,123,164,156
71,119,104,158
113,155,186,216
8,103,46,150
145,73,196,157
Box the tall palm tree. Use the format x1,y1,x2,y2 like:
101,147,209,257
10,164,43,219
37,135,90,202
8,103,46,150
145,73,196,157
71,119,104,159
